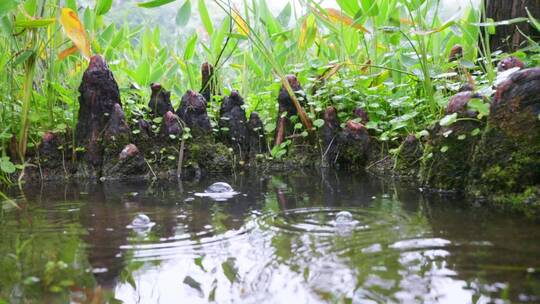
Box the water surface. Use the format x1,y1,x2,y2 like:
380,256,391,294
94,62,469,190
1,170,539,303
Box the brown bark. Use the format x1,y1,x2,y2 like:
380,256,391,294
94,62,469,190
486,0,540,52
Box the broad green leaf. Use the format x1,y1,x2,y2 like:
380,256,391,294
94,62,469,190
96,0,113,16
137,0,176,8
336,0,360,17
15,18,55,28
313,118,324,128
360,0,378,17
184,33,197,60
198,0,213,35
24,0,37,15
0,157,16,174
66,0,77,11
176,0,191,26
0,0,19,19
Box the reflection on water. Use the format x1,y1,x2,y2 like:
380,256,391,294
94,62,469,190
1,170,539,303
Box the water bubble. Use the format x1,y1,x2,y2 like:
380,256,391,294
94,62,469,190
127,213,155,234
194,182,239,201
206,182,234,193
132,213,151,227
335,211,353,224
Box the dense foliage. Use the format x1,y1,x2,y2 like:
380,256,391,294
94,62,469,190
0,0,539,184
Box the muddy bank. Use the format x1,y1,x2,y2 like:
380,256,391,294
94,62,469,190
18,56,539,218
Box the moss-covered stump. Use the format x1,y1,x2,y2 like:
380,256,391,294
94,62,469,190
420,91,485,190
395,134,422,178
185,137,234,175
219,91,249,156
102,144,148,180
76,55,122,178
469,68,540,216
336,121,370,171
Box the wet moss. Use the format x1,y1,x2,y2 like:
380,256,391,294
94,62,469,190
490,186,540,218
420,120,483,190
394,135,422,179
186,137,234,173
468,126,540,216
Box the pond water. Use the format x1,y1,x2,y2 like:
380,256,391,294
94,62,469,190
1,170,539,303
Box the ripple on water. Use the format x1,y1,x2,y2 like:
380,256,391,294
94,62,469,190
120,216,259,261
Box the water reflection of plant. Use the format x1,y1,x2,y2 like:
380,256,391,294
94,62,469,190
0,221,109,302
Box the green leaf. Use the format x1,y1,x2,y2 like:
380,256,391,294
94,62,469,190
1,157,16,174
198,0,213,35
137,0,176,8
440,146,449,153
336,0,360,17
66,0,77,11
176,0,191,27
15,18,55,28
0,0,19,19
313,118,324,128
24,0,36,15
13,50,33,66
96,0,113,16
439,113,457,127
467,98,490,117
183,276,202,292
527,8,540,32
277,2,291,26
184,33,197,60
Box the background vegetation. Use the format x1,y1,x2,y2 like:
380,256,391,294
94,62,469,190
0,0,539,184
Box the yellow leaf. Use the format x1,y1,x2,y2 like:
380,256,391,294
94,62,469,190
58,45,78,60
399,18,415,26
232,9,249,36
59,8,91,60
325,8,369,33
